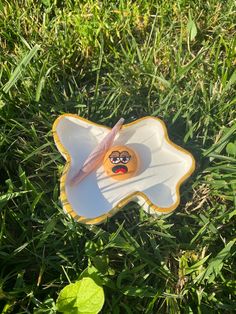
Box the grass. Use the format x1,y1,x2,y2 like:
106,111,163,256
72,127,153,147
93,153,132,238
0,0,235,313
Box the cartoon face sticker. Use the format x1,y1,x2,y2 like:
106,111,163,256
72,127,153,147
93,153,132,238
103,145,139,181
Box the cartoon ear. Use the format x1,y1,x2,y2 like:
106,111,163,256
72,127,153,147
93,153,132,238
70,118,124,185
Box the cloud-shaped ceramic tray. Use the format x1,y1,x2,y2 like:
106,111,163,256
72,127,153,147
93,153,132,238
53,115,195,224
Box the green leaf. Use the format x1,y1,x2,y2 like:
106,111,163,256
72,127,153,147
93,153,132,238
74,277,104,313
79,266,104,287
226,142,236,156
92,255,109,274
3,44,40,93
177,49,205,79
194,239,236,284
42,0,51,6
185,255,210,275
187,18,197,41
63,310,79,314
122,285,156,298
223,69,236,93
203,123,236,157
56,278,104,314
56,282,80,312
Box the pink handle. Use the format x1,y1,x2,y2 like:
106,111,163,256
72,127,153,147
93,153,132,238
70,118,124,186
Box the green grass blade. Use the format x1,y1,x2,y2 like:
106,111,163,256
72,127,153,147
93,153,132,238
3,44,40,93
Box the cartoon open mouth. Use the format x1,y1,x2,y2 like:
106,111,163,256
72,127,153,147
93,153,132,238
112,165,128,174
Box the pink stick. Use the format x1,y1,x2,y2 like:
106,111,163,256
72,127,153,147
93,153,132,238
70,118,124,186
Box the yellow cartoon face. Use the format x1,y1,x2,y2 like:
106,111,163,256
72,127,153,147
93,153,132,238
103,145,139,180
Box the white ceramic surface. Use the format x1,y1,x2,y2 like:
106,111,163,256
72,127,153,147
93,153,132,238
53,115,195,224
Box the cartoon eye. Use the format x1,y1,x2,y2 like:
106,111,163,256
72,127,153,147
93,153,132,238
109,157,120,164
120,156,131,164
